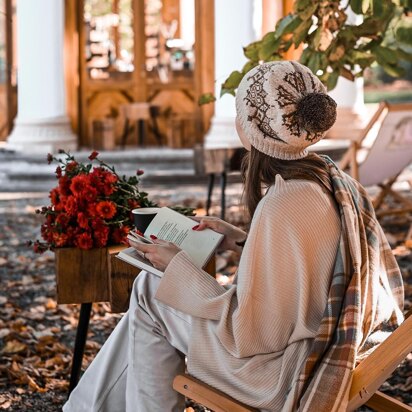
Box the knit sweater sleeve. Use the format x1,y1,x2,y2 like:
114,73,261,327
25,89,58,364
155,176,341,355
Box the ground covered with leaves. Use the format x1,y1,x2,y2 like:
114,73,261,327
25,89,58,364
0,191,411,411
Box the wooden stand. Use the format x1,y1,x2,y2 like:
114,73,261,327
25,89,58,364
55,247,111,304
108,246,140,313
56,245,216,395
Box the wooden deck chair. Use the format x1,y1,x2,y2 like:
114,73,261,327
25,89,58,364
173,310,412,412
339,102,412,217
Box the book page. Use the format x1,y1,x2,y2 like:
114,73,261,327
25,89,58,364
117,247,163,277
127,231,154,245
144,207,223,268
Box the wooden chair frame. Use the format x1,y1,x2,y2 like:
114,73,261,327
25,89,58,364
173,310,412,412
339,102,412,217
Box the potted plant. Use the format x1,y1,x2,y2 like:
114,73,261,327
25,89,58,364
29,150,153,304
30,150,194,307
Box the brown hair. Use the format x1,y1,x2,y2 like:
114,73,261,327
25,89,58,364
241,147,331,219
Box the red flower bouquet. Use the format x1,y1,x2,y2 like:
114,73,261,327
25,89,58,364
31,150,156,252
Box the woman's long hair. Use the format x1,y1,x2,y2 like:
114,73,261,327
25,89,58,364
241,147,332,218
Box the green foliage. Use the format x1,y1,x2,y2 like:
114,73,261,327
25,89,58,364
198,93,216,106
217,0,412,98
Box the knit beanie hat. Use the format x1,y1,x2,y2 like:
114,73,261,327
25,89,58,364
235,61,337,160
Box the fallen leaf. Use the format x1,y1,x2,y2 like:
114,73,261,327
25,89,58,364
22,275,33,285
1,340,27,354
45,298,57,310
0,329,10,339
27,375,47,393
0,401,11,410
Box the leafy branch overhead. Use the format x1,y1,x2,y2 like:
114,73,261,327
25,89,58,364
204,0,412,103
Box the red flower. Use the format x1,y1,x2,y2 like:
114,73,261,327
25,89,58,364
128,199,140,210
89,167,117,196
70,174,90,196
95,201,117,219
94,225,110,247
47,153,53,164
65,196,78,217
40,223,53,243
91,218,105,230
111,226,130,244
136,169,144,176
77,212,89,230
75,232,93,250
87,202,97,216
56,214,69,228
55,166,62,178
49,188,60,205
82,186,98,203
66,161,78,173
34,151,157,254
33,241,47,254
88,151,99,160
53,232,69,248
106,174,118,184
59,176,71,196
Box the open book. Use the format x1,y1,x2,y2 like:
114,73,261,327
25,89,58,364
117,207,224,277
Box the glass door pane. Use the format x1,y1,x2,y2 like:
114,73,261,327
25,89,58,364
84,0,134,80
145,0,195,84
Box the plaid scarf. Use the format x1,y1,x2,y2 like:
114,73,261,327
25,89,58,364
291,156,404,411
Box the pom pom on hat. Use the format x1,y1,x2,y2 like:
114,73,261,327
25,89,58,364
235,61,337,160
295,93,337,133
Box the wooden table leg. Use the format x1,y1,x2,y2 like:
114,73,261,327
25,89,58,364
68,302,92,395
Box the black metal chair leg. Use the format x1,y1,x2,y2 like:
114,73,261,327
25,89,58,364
151,117,163,146
121,119,130,149
138,119,145,146
68,302,93,396
220,172,227,220
206,174,215,216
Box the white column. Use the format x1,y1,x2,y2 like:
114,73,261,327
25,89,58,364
7,0,77,153
327,5,368,140
204,0,257,149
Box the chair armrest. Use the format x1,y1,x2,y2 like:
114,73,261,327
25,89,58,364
348,315,412,410
173,374,257,412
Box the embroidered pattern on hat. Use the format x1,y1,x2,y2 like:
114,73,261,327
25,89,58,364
278,70,323,142
284,71,306,94
244,66,286,144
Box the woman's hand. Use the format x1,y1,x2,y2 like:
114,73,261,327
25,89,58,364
129,237,181,272
191,216,247,254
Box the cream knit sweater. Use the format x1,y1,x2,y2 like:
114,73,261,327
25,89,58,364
155,175,341,411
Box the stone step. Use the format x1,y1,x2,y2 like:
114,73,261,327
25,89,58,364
0,147,194,165
0,170,242,193
0,147,201,192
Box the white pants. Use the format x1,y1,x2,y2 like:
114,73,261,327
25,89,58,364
63,271,192,412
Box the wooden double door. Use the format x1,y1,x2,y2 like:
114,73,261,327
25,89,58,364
65,0,214,148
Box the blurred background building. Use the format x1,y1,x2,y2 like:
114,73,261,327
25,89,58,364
0,0,411,153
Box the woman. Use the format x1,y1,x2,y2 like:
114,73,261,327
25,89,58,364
64,61,404,412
